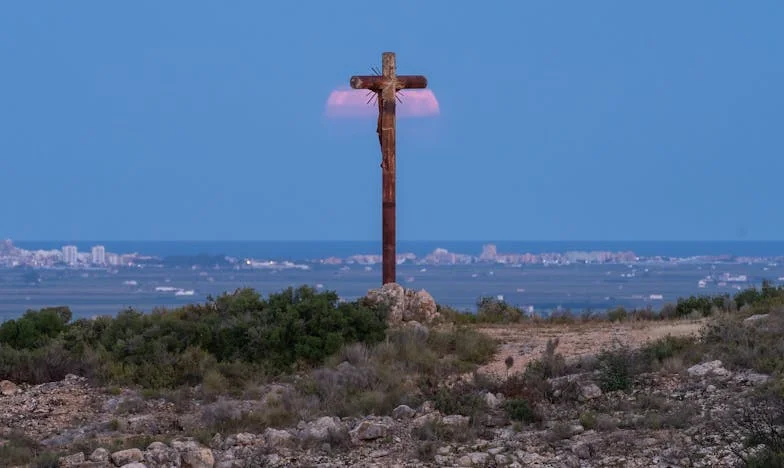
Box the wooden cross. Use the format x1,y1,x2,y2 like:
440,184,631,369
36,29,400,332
350,52,427,285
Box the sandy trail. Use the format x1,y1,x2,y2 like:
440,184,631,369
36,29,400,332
477,319,705,377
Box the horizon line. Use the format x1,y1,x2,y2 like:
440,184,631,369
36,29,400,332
8,239,784,243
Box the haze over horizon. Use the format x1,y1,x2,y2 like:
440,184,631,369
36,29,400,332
2,2,782,242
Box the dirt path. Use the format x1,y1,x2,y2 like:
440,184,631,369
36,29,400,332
477,319,705,377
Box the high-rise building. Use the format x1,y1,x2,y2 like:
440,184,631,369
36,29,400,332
107,253,121,266
480,244,498,261
62,245,78,266
91,245,106,265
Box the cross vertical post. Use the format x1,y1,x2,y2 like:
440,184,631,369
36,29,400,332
379,53,397,286
350,52,428,285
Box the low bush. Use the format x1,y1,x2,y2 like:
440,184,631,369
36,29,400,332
640,335,698,368
0,286,388,389
0,307,71,349
301,326,497,419
0,432,59,468
701,307,784,375
475,297,526,323
579,411,597,430
432,382,487,421
607,307,628,323
504,399,538,423
597,344,635,392
675,294,728,318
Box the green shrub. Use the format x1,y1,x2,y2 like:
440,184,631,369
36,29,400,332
432,382,486,420
579,411,597,429
598,345,635,392
641,335,696,365
675,294,728,317
606,307,628,322
0,307,71,349
504,399,537,423
735,280,784,310
0,286,388,389
475,297,525,323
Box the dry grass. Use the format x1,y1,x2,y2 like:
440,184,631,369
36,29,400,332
476,318,704,378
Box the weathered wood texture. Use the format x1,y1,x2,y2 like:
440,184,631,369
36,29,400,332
349,52,427,285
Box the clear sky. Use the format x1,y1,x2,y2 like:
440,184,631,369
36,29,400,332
1,2,782,241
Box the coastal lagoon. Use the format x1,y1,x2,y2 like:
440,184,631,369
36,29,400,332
2,261,782,321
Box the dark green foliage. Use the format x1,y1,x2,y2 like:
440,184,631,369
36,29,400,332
675,294,728,317
504,399,537,423
0,286,387,389
735,280,784,310
597,345,634,392
430,382,488,423
606,307,628,322
475,296,525,323
640,335,695,364
0,307,71,349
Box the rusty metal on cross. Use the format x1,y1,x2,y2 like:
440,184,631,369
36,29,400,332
350,52,427,285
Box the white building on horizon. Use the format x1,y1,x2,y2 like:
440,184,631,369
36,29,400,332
62,245,78,266
91,245,106,265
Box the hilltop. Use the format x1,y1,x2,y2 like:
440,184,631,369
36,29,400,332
1,283,783,467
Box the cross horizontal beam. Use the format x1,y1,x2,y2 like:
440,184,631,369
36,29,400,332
350,75,428,91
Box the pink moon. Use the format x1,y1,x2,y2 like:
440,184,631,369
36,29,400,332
325,88,440,118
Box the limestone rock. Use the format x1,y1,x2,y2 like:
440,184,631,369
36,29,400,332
457,452,489,466
483,392,501,409
419,400,436,414
351,419,390,441
181,448,214,468
572,441,593,459
365,283,440,324
579,383,603,401
263,428,295,448
144,441,180,466
744,314,769,323
119,463,147,468
392,404,416,420
408,290,438,323
687,360,729,377
111,448,144,466
735,371,771,386
89,448,109,463
300,416,342,442
412,413,441,428
59,452,85,467
0,379,19,396
233,432,256,446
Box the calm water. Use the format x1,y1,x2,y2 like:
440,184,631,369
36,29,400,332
2,262,783,321
3,241,784,321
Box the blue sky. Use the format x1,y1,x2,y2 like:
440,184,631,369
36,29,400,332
1,2,782,241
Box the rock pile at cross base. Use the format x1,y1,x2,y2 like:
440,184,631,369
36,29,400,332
0,361,771,467
365,283,439,325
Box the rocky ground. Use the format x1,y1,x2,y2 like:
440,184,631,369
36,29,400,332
1,316,771,467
